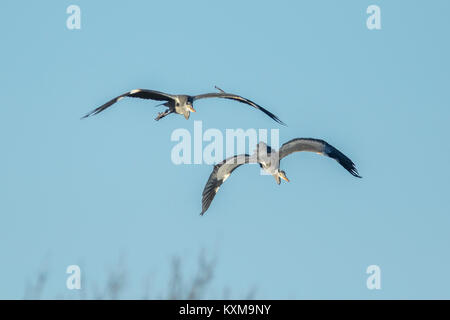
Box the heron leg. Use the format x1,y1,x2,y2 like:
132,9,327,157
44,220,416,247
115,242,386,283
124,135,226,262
155,109,172,121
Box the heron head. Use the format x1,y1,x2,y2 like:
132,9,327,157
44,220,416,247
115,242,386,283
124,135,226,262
186,98,196,113
277,169,289,184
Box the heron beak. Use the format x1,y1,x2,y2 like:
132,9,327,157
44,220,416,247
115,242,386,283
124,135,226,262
187,105,196,113
280,173,290,182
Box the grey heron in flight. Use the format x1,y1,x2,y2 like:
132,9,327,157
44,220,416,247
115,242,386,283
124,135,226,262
81,86,286,125
201,138,361,215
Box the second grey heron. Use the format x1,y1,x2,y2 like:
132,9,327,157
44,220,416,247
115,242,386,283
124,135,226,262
200,138,362,215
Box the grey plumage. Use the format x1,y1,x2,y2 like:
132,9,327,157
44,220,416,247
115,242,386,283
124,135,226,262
81,89,174,119
81,87,285,125
201,154,251,216
200,138,361,215
278,138,361,178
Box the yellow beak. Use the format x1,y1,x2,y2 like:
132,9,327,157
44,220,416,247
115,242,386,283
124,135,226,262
280,174,289,182
187,105,196,113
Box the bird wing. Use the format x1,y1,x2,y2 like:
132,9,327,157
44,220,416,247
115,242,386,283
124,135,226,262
192,92,286,126
201,154,252,215
81,89,175,119
278,138,362,178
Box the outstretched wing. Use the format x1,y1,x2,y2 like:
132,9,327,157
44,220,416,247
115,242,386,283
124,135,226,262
201,154,252,215
278,138,362,178
81,89,175,119
193,91,286,126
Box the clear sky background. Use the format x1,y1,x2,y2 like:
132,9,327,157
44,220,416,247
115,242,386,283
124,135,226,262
1,0,449,299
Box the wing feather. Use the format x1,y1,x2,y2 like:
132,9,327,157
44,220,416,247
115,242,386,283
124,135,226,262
193,92,286,126
200,154,251,215
279,138,362,178
81,89,174,119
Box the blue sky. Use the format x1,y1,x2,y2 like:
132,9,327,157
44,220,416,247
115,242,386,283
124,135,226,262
1,0,450,299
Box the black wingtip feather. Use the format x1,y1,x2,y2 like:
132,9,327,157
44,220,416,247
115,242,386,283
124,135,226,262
326,144,362,178
200,175,219,215
251,103,287,126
